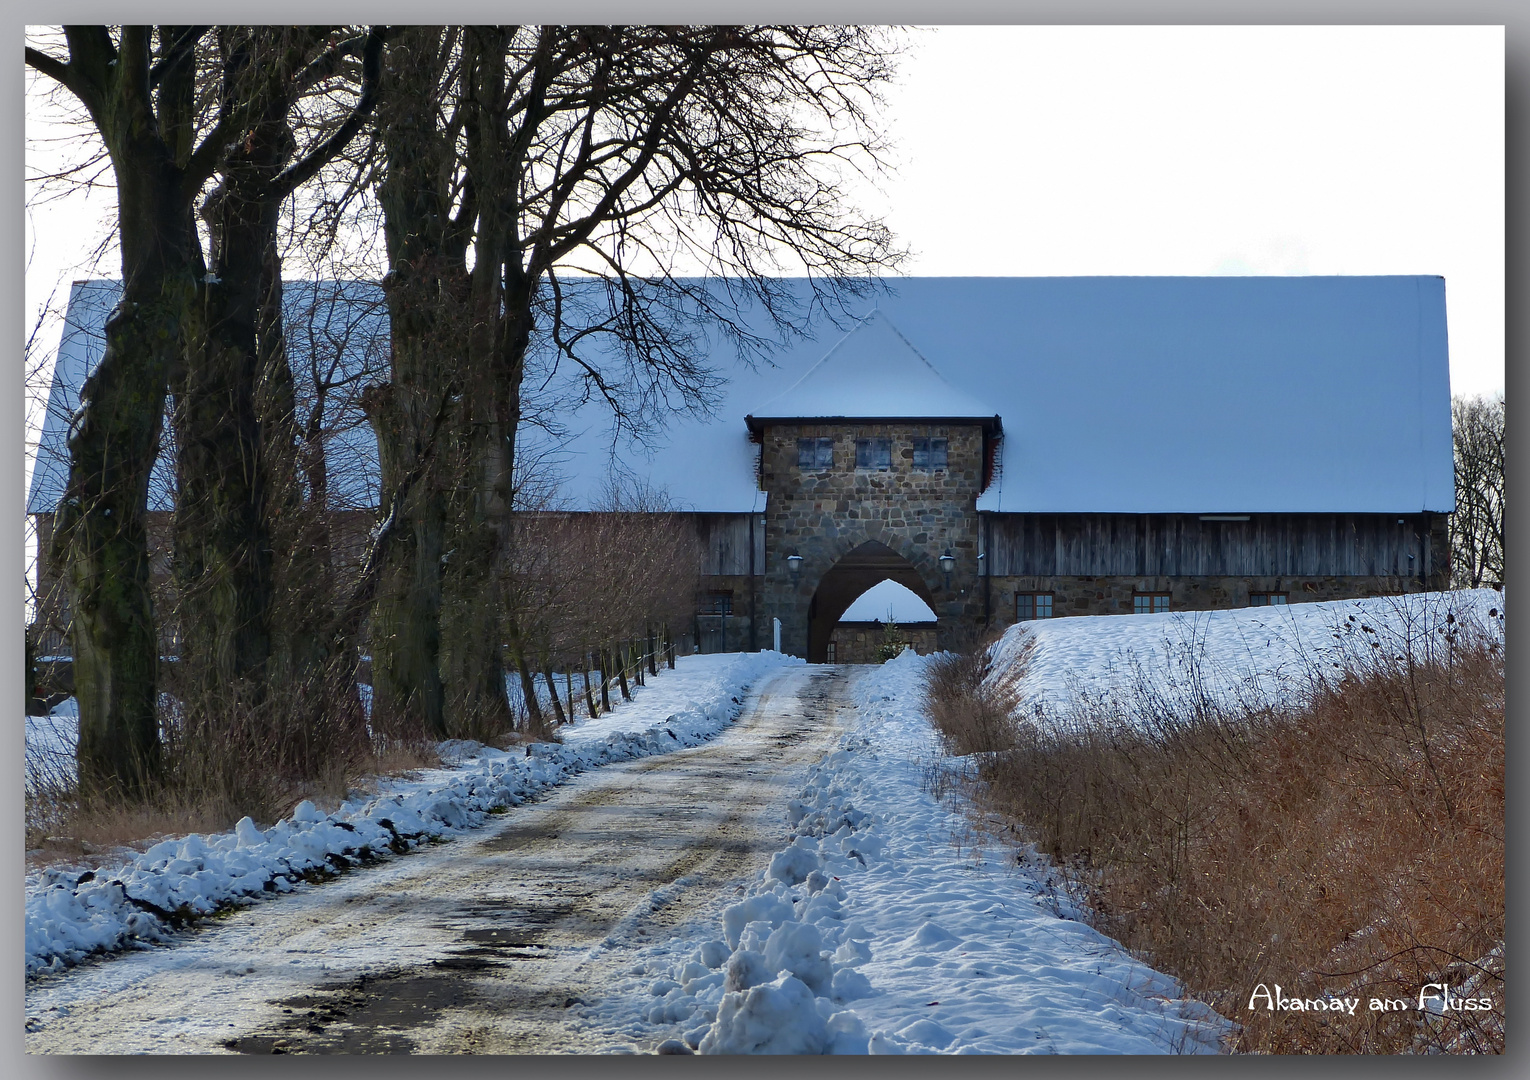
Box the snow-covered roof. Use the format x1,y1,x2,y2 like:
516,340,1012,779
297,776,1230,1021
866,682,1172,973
28,280,388,516
30,276,1456,518
747,309,995,427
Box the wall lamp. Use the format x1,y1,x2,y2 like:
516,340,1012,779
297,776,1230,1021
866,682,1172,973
787,553,803,580
939,550,955,578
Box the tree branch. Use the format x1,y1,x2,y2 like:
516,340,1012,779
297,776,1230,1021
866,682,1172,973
24,46,72,90
148,25,208,87
268,26,388,199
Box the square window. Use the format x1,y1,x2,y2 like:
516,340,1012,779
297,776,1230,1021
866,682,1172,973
1016,592,1054,621
1133,593,1171,614
912,437,949,470
797,437,834,470
855,437,892,470
1249,592,1288,607
701,591,733,616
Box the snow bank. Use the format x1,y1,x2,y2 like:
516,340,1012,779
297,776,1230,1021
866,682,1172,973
631,651,1229,1054
25,651,800,977
994,589,1504,722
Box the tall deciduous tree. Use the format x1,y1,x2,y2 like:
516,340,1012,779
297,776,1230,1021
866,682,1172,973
176,26,385,763
367,25,904,738
1450,393,1506,590
26,27,237,794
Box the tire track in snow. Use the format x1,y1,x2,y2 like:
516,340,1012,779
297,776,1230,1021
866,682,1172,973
24,666,856,1055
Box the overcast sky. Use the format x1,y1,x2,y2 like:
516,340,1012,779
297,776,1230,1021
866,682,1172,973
24,22,1504,445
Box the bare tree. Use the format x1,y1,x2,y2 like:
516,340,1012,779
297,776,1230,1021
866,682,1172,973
175,26,386,772
26,27,239,794
501,480,700,738
27,25,389,796
364,25,905,740
1450,393,1505,589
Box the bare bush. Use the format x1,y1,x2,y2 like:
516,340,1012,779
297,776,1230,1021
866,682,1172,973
922,639,1023,757
923,611,1505,1054
502,482,700,739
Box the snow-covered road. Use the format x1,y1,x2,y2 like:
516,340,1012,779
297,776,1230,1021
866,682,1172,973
25,665,851,1054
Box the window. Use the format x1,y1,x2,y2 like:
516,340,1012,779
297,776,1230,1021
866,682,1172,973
912,437,949,470
855,437,892,470
1249,592,1288,607
797,437,834,470
701,591,733,616
1016,592,1054,621
1134,592,1171,614
825,641,837,663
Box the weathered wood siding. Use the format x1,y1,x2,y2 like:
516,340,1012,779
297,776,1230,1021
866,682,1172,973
694,513,766,577
982,513,1442,579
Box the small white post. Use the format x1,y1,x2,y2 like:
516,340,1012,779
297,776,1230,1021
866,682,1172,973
773,617,782,654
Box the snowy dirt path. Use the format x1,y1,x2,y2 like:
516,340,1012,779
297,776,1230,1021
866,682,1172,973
25,666,855,1055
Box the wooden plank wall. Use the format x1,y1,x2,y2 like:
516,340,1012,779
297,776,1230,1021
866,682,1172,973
982,513,1434,578
695,513,766,577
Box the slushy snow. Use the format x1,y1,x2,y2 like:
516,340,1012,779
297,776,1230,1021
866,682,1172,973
25,651,801,976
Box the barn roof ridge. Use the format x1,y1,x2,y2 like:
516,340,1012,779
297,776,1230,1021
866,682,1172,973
748,307,993,424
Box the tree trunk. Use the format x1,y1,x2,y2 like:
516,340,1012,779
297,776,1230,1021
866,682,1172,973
48,28,208,795
510,643,543,734
617,646,632,702
370,28,464,741
175,141,283,723
366,377,448,740
55,271,193,795
438,28,517,738
542,665,566,726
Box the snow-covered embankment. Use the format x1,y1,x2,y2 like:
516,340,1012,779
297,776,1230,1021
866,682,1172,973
992,588,1505,722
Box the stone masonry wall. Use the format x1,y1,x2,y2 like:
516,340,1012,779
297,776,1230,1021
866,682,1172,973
828,621,940,665
759,422,986,659
985,572,1449,626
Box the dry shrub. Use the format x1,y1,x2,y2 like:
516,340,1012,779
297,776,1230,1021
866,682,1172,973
924,616,1505,1054
923,632,1024,757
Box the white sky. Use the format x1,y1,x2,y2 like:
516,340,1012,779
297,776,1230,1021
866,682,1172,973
24,22,1505,451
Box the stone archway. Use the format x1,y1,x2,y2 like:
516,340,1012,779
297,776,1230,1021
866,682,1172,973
806,541,938,662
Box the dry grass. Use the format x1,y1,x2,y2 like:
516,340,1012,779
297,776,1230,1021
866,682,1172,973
923,614,1505,1054
24,703,447,871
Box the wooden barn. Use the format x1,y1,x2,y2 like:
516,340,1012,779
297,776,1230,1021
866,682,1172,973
29,276,1455,667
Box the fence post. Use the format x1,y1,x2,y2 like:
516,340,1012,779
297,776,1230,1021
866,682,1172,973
617,643,632,701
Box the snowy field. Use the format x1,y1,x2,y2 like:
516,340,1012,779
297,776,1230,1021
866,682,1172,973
25,651,800,976
993,589,1505,722
595,651,1228,1054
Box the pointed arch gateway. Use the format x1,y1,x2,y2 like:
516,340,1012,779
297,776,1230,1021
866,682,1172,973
807,540,938,662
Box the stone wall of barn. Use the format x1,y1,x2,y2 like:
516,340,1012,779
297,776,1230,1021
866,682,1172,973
983,573,1447,625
